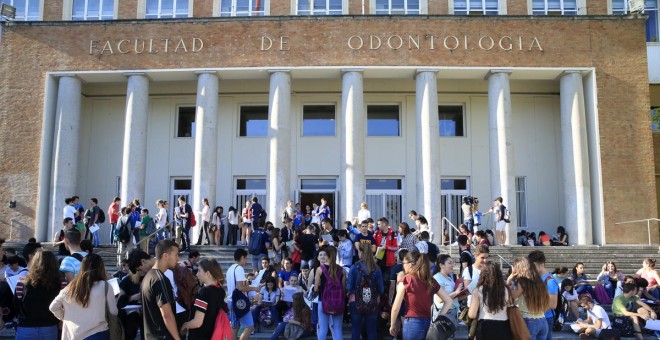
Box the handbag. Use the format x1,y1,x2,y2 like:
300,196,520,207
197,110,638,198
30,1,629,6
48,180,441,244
507,305,531,340
104,282,125,340
426,304,455,340
231,265,251,319
458,307,477,339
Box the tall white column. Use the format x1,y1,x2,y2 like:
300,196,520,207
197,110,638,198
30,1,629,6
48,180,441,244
39,75,59,241
120,73,149,206
560,71,592,245
487,70,517,245
267,70,292,223
192,71,220,242
50,75,82,237
415,69,442,242
342,69,365,221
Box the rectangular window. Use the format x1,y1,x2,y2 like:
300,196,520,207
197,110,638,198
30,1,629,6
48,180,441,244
301,179,337,190
72,0,114,20
375,0,420,14
441,179,467,190
1,0,40,20
532,0,578,15
453,0,498,14
236,179,267,190
438,105,465,137
176,106,196,138
367,105,400,137
220,0,265,16
303,105,336,137
612,0,659,41
239,105,268,137
652,107,660,131
366,179,402,190
297,0,342,15
145,0,189,18
515,176,527,228
173,179,192,190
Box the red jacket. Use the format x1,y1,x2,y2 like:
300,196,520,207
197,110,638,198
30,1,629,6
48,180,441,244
374,227,398,267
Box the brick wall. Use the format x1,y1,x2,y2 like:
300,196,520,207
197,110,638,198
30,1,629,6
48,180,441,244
193,0,214,17
117,0,137,19
0,16,655,244
43,0,63,20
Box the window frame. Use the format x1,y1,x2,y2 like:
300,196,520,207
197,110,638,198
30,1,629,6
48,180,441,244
2,0,42,20
238,104,269,138
451,0,504,15
66,0,116,20
366,104,401,137
652,107,660,131
138,0,192,19
610,0,659,42
301,103,337,137
294,0,347,15
438,104,467,137
371,0,426,14
530,0,580,15
175,105,197,138
216,0,268,16
440,177,469,192
515,176,527,228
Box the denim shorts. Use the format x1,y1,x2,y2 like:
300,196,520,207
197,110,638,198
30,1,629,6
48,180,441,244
228,301,254,329
402,317,430,340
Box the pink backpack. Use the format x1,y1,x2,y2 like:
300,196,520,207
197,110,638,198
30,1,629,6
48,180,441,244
320,265,345,315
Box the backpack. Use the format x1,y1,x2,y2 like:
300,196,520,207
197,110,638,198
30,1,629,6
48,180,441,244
355,264,379,314
248,229,266,255
97,208,106,223
70,253,84,262
319,264,345,315
259,307,275,327
190,210,197,227
461,249,475,277
117,218,131,243
503,206,511,223
211,310,232,340
173,264,199,310
145,217,156,234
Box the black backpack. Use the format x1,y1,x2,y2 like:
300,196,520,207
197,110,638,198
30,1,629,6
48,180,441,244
97,209,106,223
355,264,379,314
248,229,266,255
117,219,131,243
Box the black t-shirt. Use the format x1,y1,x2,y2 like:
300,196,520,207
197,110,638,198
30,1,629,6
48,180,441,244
354,233,376,248
189,285,227,339
183,204,193,228
425,241,440,262
15,282,60,327
498,204,506,221
141,269,176,340
318,228,339,245
297,233,318,261
390,263,404,281
57,230,70,256
459,249,474,274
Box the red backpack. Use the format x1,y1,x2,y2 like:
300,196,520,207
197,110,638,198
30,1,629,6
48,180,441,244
211,310,232,340
320,265,345,315
190,212,197,227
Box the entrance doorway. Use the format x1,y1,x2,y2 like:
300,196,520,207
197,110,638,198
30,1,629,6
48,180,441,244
299,192,336,223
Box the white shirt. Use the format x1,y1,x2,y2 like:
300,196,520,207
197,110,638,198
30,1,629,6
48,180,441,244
228,211,239,225
164,269,185,314
587,304,611,329
562,290,579,302
63,205,76,220
156,208,167,228
463,265,481,305
357,209,371,223
227,263,246,302
478,287,509,321
202,206,210,222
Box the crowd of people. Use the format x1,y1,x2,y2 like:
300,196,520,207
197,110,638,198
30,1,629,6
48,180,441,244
0,195,657,340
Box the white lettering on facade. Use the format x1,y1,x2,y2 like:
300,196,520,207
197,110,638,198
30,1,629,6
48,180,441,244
345,34,544,52
88,38,204,55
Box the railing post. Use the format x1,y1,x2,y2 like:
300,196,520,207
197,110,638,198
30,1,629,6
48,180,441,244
648,220,652,246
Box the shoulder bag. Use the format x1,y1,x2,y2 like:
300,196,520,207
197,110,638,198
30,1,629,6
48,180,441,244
507,288,531,340
231,265,251,319
104,281,125,340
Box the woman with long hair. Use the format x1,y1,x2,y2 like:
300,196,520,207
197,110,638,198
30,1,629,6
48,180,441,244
240,200,252,246
196,198,211,245
227,206,239,246
551,226,569,246
181,258,228,338
348,243,384,340
507,257,550,340
390,250,452,340
636,258,660,299
432,254,463,325
209,206,222,246
468,262,512,339
314,246,345,340
570,262,595,297
398,222,417,251
597,261,625,298
49,253,118,340
14,251,61,340
269,228,283,270
270,292,312,340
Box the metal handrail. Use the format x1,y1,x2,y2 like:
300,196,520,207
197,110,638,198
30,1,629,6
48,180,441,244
441,217,461,246
493,254,512,271
614,218,660,245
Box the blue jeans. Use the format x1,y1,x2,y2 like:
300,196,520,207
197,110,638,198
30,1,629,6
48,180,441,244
545,317,554,340
576,284,594,296
110,222,117,244
92,230,100,247
317,300,342,340
84,330,109,340
350,302,377,340
524,317,549,340
270,321,287,340
15,325,58,340
402,317,430,340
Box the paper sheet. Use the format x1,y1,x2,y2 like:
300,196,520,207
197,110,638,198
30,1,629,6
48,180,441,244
645,319,660,331
107,278,120,296
89,224,100,233
123,305,142,314
282,286,298,302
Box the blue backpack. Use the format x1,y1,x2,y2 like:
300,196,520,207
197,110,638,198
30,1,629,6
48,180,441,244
249,229,267,255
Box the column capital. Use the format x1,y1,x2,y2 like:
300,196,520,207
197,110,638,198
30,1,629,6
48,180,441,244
268,69,291,74
124,72,152,80
51,73,85,83
195,70,220,76
415,68,441,75
558,70,586,79
485,69,512,80
341,68,364,74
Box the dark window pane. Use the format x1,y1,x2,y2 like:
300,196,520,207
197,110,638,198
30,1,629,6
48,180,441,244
366,179,402,190
240,106,269,137
303,105,335,136
301,179,337,190
441,179,467,190
368,105,400,136
237,179,267,190
439,105,465,137
177,107,196,138
174,179,192,190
